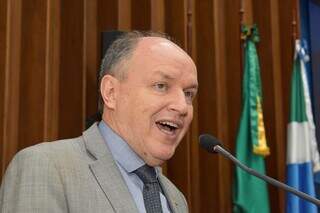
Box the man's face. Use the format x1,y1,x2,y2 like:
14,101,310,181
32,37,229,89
104,37,198,166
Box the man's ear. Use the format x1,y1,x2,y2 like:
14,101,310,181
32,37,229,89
100,75,118,109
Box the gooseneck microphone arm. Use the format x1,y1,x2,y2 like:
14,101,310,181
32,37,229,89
214,145,320,206
199,134,320,206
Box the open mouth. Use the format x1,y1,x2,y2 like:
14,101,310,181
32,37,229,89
156,120,179,135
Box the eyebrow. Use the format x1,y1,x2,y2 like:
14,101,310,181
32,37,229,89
154,70,198,89
153,70,176,80
187,84,199,90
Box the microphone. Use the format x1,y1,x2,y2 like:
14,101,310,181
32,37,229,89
199,134,320,206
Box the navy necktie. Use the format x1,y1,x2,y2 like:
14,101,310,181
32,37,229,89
134,165,163,213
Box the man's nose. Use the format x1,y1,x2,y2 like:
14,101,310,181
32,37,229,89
167,91,188,116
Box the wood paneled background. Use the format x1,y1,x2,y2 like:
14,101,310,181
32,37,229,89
0,0,299,212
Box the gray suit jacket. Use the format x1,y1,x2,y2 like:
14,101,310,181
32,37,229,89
0,123,188,213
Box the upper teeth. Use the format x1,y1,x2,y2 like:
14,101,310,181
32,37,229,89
160,121,178,128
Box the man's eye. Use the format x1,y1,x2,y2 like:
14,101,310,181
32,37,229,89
154,83,168,92
184,91,195,100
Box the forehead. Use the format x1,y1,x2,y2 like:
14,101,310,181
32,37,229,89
128,37,197,79
135,37,192,62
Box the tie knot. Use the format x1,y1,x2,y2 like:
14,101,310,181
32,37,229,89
134,165,157,184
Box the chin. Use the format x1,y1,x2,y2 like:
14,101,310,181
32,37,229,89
150,147,176,164
146,158,166,167
143,138,179,165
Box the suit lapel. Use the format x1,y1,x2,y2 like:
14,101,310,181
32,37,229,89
89,156,138,213
158,174,181,213
83,123,139,213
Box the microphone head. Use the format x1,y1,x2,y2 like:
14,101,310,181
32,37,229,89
199,134,222,153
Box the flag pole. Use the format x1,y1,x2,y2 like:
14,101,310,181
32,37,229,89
292,0,300,42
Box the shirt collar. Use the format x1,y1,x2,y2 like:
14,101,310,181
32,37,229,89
98,121,145,173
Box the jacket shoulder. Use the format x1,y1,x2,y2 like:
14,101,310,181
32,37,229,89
0,139,77,212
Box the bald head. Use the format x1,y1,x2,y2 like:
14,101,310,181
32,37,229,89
99,32,170,81
132,37,194,69
98,31,194,113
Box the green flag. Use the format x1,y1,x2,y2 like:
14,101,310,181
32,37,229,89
233,25,270,213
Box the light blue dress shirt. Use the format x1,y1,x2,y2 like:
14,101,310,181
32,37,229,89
99,121,171,213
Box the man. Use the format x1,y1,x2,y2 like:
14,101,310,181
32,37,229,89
0,31,198,213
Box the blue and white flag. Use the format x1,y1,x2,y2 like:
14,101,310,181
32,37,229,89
286,39,320,213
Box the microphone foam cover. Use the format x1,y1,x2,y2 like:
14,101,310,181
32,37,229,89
199,134,222,153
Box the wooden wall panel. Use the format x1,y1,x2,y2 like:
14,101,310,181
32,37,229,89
194,1,217,211
98,0,118,31
164,0,187,48
118,0,131,30
44,0,60,140
224,0,242,151
0,0,301,212
58,0,85,138
1,0,22,175
18,0,47,149
97,0,118,65
187,0,201,212
151,0,165,32
212,0,232,211
131,0,151,30
84,0,99,121
0,0,8,175
253,0,288,211
277,0,296,208
223,0,242,211
269,0,286,210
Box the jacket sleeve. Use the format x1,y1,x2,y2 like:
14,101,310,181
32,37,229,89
0,147,68,213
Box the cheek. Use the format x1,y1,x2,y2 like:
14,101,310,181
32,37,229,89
137,94,168,118
180,108,194,134
186,107,194,124
189,107,194,119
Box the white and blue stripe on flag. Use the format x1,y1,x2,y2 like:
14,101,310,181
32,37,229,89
286,39,320,213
